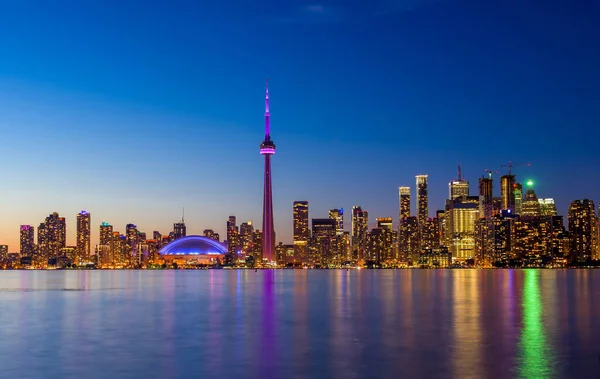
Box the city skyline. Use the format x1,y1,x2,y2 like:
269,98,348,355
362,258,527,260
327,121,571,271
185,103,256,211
1,0,599,250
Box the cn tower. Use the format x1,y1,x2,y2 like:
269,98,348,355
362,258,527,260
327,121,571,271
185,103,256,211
260,79,276,263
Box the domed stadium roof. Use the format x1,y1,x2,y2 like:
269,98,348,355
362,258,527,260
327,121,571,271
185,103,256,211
159,235,227,256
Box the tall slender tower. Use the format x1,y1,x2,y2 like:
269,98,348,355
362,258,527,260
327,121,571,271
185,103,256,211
260,79,276,263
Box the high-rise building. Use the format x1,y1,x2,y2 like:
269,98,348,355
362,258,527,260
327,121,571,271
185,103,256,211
203,229,220,241
514,183,523,215
500,175,516,213
522,188,541,217
329,208,344,235
0,245,8,261
539,199,558,216
239,221,254,258
252,230,263,262
76,210,91,263
293,201,309,263
38,212,66,262
449,165,469,200
310,218,337,266
377,217,393,232
416,175,429,225
260,79,276,263
478,176,493,219
568,199,595,263
20,225,35,257
398,216,419,264
173,220,186,240
399,186,411,220
99,222,114,266
351,206,368,260
445,196,479,260
125,224,138,265
226,216,239,264
421,218,440,250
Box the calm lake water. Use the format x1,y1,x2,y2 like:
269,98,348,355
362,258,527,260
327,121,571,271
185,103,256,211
0,269,599,379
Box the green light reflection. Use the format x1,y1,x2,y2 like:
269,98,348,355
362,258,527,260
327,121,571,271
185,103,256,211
518,270,553,378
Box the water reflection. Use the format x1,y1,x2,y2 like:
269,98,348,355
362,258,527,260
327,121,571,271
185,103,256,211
518,270,553,378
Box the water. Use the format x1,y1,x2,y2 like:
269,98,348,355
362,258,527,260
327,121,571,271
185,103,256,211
0,270,599,379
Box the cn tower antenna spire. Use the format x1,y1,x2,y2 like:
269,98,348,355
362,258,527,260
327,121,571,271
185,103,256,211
265,77,270,140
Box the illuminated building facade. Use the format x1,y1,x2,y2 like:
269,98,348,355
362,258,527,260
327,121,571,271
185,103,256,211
449,166,469,200
252,230,263,262
416,175,429,225
159,235,227,265
514,183,523,215
445,196,479,260
568,199,595,262
38,212,66,263
418,247,452,268
275,242,295,266
126,224,138,265
293,201,309,262
239,221,254,258
226,216,239,262
539,199,558,216
20,225,35,257
329,208,344,235
99,222,114,266
203,229,220,241
398,216,419,264
173,220,186,240
0,245,8,261
260,79,276,263
399,186,411,220
421,218,440,250
478,176,493,219
351,206,368,260
76,210,91,263
500,175,516,212
310,218,337,266
521,189,541,217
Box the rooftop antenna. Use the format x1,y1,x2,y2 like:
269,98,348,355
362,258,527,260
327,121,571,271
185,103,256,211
182,207,185,223
457,164,462,181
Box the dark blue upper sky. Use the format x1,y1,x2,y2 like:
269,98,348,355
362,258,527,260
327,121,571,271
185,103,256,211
0,0,599,247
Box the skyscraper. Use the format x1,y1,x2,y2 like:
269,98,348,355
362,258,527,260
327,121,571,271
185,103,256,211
99,222,114,266
239,221,254,258
500,175,516,212
399,186,410,220
539,199,558,216
260,79,276,263
226,216,239,263
351,206,368,260
445,196,479,260
416,175,429,225
126,223,138,265
568,199,595,263
522,188,541,217
329,208,344,235
310,218,337,266
20,225,35,257
293,201,309,262
449,165,469,200
39,212,66,261
478,176,493,219
173,211,186,240
76,210,91,263
514,183,523,215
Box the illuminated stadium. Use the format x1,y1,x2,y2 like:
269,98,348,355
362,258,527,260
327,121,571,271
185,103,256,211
159,235,227,265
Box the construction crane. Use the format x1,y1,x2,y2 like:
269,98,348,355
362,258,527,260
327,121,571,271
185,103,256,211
500,162,531,176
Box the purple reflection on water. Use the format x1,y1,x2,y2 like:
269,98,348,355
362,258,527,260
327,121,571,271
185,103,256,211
258,270,276,378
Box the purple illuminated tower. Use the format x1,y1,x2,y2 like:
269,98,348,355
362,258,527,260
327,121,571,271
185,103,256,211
260,79,276,263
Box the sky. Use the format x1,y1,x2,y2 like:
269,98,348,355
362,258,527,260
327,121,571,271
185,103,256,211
0,0,599,250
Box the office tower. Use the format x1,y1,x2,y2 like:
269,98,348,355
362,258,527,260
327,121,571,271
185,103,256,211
478,176,493,219
275,243,295,266
310,218,337,266
416,175,429,225
513,216,552,260
475,216,513,266
203,229,220,241
500,175,516,212
226,216,239,264
99,222,114,266
329,208,344,235
173,217,186,240
421,218,440,250
293,201,309,262
125,224,138,264
38,212,66,261
377,217,393,232
37,223,47,263
351,206,368,260
367,226,394,264
239,221,254,258
399,186,411,220
252,230,263,262
539,199,558,216
76,210,91,263
449,165,469,200
0,245,8,261
568,199,595,263
514,183,523,215
522,188,541,217
20,225,35,257
260,79,276,263
445,196,479,260
337,231,351,263
398,216,419,264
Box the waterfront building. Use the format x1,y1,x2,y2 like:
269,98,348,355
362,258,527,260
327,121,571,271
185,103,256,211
329,208,344,235
351,206,368,260
445,196,479,260
416,175,429,225
478,176,493,219
310,218,337,267
500,175,516,212
399,186,411,220
293,201,309,263
398,216,419,264
568,199,596,262
76,210,91,263
19,225,35,257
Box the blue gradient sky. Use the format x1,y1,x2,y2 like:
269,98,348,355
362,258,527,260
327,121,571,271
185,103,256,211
1,0,599,250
